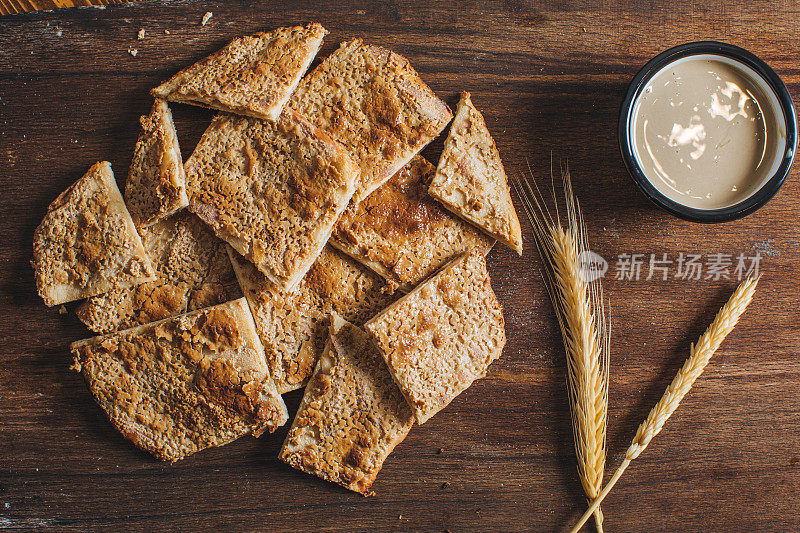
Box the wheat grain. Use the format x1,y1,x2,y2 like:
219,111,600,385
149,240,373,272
515,171,610,531
570,275,759,532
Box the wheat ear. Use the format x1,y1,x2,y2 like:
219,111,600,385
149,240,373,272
515,171,609,532
570,275,759,533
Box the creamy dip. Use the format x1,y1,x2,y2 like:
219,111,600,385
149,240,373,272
631,55,784,210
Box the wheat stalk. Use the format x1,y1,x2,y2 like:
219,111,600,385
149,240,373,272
515,170,610,532
570,275,759,532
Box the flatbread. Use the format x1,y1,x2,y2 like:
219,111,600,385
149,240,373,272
184,110,359,291
279,315,414,495
124,99,188,227
76,211,241,333
32,161,156,307
228,245,397,394
428,92,522,255
290,39,452,203
151,23,327,121
71,298,288,463
365,250,505,424
330,155,494,291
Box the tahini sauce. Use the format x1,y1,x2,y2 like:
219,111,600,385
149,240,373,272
631,56,781,210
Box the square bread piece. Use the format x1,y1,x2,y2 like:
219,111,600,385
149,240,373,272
279,315,414,495
290,39,453,203
76,211,241,334
330,155,494,291
32,161,156,307
71,298,289,463
428,92,522,255
229,245,397,394
365,250,506,424
151,23,327,121
124,99,189,227
184,110,359,291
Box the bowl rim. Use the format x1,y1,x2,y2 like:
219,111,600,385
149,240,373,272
619,41,797,223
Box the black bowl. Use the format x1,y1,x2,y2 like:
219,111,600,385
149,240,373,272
619,41,797,223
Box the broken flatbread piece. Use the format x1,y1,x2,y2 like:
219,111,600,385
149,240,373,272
330,155,494,290
365,250,505,424
184,110,359,291
229,245,397,394
76,212,241,333
279,315,414,495
71,298,288,463
428,92,522,255
152,23,327,120
290,39,452,203
124,99,188,227
32,161,156,307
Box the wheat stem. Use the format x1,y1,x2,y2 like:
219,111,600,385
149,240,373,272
570,276,759,532
515,171,609,531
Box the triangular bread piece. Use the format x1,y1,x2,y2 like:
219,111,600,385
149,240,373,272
76,212,241,333
428,92,522,255
151,23,327,120
184,110,359,291
330,155,494,291
290,39,453,203
71,298,288,462
229,245,397,394
32,162,156,307
279,314,414,495
124,99,188,227
365,250,506,424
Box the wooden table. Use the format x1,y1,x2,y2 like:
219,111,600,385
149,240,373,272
1,1,798,531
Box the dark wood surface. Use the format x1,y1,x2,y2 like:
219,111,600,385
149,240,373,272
2,1,799,531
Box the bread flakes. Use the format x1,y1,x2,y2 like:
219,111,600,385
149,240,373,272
331,155,494,290
76,212,241,333
229,245,397,394
429,92,522,254
184,110,359,291
152,23,327,121
290,39,452,202
279,316,413,494
32,161,156,307
71,298,288,462
365,250,505,423
125,99,188,227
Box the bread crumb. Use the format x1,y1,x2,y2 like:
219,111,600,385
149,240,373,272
55,28,62,37
201,12,213,25
128,48,138,57
164,29,170,35
138,29,145,40
58,305,67,315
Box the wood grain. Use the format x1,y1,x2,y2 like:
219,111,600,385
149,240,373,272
1,1,799,532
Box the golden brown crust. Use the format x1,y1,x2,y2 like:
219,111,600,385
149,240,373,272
124,99,188,227
228,245,397,394
290,39,452,202
330,155,494,290
428,92,522,254
365,250,506,424
71,298,288,463
184,110,359,291
151,23,327,120
279,316,414,494
32,162,156,307
76,212,241,333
